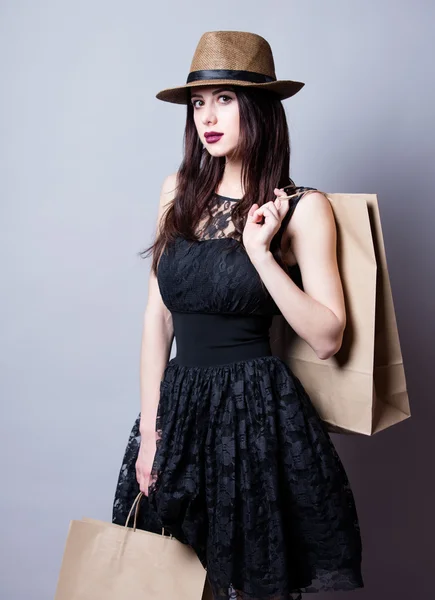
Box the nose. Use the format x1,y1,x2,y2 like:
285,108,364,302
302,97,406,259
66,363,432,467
201,101,217,126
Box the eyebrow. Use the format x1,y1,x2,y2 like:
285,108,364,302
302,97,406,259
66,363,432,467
190,86,235,99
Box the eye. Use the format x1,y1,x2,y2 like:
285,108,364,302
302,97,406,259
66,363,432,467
191,94,233,109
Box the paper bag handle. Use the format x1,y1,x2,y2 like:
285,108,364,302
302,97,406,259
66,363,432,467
125,491,173,538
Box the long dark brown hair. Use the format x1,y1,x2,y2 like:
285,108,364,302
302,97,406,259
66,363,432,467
139,86,298,275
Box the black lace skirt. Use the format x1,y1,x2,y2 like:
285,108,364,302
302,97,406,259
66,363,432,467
112,355,364,599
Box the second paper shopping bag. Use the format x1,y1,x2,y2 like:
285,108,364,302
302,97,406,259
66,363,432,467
54,491,209,600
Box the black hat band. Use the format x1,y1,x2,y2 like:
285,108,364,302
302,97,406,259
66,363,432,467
186,69,276,84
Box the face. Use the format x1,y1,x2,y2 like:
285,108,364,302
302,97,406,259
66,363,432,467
190,85,240,159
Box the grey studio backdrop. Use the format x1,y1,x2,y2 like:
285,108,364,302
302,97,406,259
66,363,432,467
0,1,433,599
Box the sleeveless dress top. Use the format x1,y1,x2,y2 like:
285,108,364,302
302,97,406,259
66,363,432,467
111,187,364,600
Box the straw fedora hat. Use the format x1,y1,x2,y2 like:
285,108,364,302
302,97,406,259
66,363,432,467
156,30,305,105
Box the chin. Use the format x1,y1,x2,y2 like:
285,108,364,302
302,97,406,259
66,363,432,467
206,145,237,158
207,149,228,158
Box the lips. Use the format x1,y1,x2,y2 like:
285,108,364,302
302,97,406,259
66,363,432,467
204,132,224,143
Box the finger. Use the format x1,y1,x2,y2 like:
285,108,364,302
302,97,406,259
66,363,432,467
274,197,289,215
137,474,145,495
274,187,290,195
252,204,265,216
262,205,279,223
265,203,279,220
255,201,276,214
247,203,260,222
274,187,293,200
143,473,151,496
253,203,279,222
252,210,264,223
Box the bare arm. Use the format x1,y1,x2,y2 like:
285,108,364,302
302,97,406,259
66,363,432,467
251,191,346,360
139,172,178,436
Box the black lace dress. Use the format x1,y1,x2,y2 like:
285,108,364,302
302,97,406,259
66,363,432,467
112,187,364,600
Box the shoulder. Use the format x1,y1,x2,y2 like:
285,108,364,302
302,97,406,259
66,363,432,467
155,172,179,233
160,172,179,204
158,171,179,212
286,188,333,238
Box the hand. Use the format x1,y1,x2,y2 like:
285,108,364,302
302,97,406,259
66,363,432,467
242,187,291,261
135,431,158,496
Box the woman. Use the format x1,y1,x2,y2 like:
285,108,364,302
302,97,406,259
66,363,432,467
112,31,364,599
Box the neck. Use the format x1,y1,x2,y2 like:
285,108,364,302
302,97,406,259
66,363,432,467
219,153,244,197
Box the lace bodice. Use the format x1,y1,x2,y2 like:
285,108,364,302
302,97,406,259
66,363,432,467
157,188,316,317
193,193,241,240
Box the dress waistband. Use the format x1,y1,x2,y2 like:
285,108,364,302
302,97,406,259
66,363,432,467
171,312,273,367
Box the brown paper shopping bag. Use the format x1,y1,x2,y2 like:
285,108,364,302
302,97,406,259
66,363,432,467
270,192,410,436
54,491,211,600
